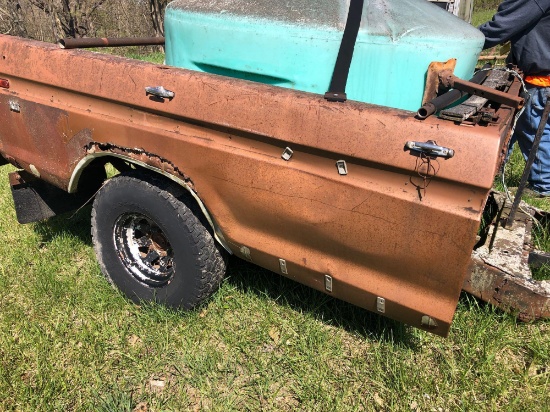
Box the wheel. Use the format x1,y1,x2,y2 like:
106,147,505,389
91,171,227,309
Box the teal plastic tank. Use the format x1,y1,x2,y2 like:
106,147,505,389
164,0,484,112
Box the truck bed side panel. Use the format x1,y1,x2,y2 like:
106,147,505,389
0,36,515,335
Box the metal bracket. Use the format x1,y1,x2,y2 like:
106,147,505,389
279,259,288,275
240,246,252,261
281,147,294,161
336,160,348,176
325,275,333,292
421,315,438,328
405,140,454,159
376,297,385,313
529,250,550,268
439,69,524,109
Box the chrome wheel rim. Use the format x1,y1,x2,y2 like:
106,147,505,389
113,213,174,287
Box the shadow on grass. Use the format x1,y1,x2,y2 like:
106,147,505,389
32,207,418,347
33,205,94,246
225,256,419,348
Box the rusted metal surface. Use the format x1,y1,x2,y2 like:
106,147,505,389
439,70,524,109
58,37,165,49
465,193,550,321
439,69,512,123
0,36,523,335
422,58,457,105
529,250,550,268
86,142,192,185
418,64,490,120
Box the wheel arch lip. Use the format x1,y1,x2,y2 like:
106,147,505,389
69,152,233,255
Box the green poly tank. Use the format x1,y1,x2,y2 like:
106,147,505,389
164,0,485,112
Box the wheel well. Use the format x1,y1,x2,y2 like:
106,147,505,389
75,157,109,196
71,154,232,254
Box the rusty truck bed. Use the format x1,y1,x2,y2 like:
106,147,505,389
0,35,533,336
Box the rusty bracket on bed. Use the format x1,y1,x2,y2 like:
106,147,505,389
439,69,524,109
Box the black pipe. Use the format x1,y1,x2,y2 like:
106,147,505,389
58,37,165,49
417,64,491,119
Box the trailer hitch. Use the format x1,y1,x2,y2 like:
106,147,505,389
464,192,550,321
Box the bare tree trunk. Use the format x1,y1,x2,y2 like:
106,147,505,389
1,0,159,45
149,0,167,37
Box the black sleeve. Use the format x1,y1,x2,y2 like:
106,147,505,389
478,0,549,49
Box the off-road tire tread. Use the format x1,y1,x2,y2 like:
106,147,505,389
91,170,227,310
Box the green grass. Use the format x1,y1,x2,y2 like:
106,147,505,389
121,51,165,64
471,9,495,27
86,47,165,64
0,161,549,411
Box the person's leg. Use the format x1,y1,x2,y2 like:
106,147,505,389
513,85,550,196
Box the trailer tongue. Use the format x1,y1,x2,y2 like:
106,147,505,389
467,193,550,321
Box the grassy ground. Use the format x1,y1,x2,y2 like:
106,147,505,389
471,9,495,27
0,163,548,411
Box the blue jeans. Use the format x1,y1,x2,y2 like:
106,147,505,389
509,85,550,195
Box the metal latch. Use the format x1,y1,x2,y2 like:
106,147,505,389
9,100,20,113
405,140,454,159
145,86,175,100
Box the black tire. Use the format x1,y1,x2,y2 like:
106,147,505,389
91,171,227,309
